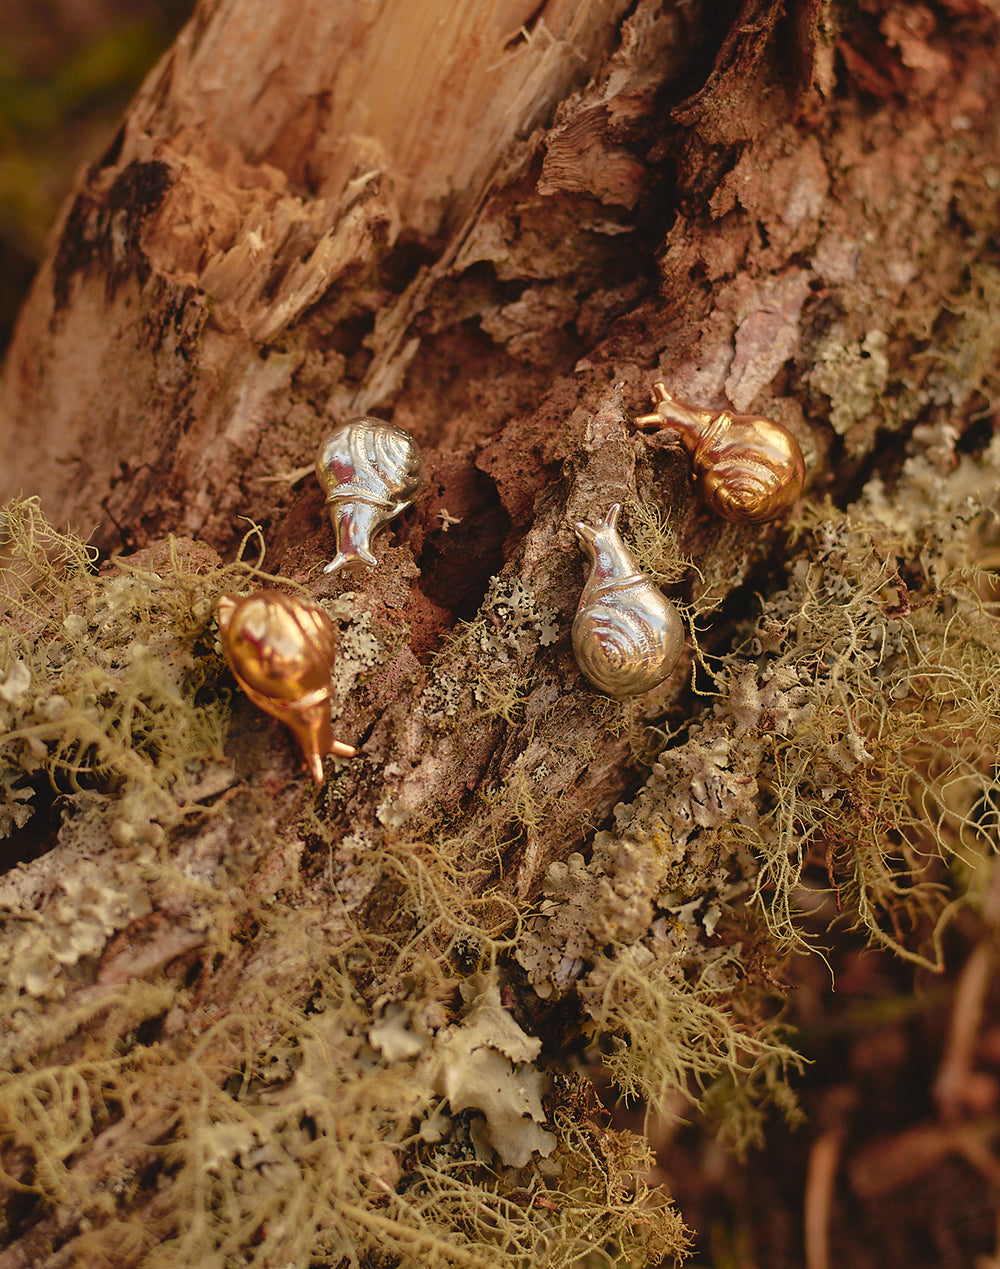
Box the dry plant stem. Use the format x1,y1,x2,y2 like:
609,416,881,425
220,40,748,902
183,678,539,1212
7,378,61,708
804,1127,844,1269
934,940,995,1120
955,1135,1000,1195
934,860,1000,1118
848,1118,1000,1201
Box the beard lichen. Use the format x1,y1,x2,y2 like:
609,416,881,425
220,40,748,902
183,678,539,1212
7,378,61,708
0,496,264,844
517,440,1000,1153
4,427,1000,1266
730,448,1000,971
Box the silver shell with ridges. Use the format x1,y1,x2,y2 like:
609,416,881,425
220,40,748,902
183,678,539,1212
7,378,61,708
315,417,423,574
571,504,685,699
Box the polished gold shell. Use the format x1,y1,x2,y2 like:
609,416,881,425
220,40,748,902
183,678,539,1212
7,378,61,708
634,382,805,524
217,589,356,783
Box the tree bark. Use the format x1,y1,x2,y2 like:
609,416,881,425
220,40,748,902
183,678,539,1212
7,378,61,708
3,0,1000,1264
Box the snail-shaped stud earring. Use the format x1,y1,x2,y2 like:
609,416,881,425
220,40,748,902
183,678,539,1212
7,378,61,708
572,504,685,699
315,417,423,574
633,382,805,524
217,590,356,783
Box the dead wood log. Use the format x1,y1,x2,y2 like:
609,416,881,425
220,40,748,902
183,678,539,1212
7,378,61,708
3,0,1000,1263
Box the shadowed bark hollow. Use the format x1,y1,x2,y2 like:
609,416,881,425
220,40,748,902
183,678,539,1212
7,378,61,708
3,0,1000,1264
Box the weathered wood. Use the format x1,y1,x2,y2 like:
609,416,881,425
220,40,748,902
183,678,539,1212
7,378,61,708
3,0,1000,1263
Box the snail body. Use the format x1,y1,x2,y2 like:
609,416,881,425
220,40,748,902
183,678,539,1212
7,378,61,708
217,589,356,783
634,382,804,524
315,417,423,574
572,504,684,699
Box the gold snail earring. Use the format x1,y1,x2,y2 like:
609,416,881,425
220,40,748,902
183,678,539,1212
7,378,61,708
216,590,357,783
572,504,685,699
315,417,423,575
633,382,805,524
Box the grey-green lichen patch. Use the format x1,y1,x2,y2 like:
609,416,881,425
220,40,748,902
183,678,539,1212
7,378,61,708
517,718,759,1000
431,973,556,1167
318,591,395,715
809,325,889,451
3,839,153,1005
518,437,1000,1148
421,575,559,726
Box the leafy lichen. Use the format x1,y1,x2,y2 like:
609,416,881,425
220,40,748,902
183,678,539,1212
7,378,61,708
5,417,999,1265
517,435,1000,1152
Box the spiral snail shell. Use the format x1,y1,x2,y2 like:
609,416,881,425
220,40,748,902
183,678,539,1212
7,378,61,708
633,382,805,525
217,589,356,783
316,417,424,575
572,504,685,699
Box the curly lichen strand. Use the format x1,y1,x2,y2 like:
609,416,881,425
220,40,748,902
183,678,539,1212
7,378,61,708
0,497,289,844
6,438,1000,1264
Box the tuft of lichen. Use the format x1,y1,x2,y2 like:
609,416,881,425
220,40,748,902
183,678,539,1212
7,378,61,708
0,497,262,843
421,575,559,726
729,459,1000,970
319,590,399,713
517,436,1000,1150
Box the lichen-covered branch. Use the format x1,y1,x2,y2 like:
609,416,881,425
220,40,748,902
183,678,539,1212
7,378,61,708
4,0,1000,1264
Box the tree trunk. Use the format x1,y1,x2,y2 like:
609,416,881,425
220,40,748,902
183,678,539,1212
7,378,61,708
3,0,1000,1264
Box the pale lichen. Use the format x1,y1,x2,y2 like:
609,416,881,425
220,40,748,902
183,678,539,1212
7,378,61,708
431,973,557,1167
809,325,890,450
421,575,559,727
517,430,1000,1150
0,498,266,844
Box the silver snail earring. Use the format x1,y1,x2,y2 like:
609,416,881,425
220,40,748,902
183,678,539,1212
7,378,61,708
571,504,685,699
315,417,424,575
